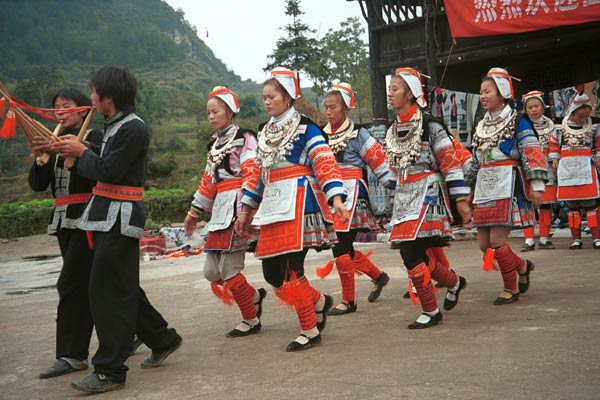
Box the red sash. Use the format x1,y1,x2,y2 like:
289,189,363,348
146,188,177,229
92,182,143,201
54,193,92,207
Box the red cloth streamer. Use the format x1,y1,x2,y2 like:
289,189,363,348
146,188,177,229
2,93,93,123
482,248,496,272
0,108,16,139
316,259,335,279
210,281,234,306
0,97,5,120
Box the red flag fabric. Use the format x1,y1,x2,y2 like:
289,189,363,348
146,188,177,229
0,108,17,139
445,0,600,38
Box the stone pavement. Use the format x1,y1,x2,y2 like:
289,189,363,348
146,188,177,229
1,236,599,399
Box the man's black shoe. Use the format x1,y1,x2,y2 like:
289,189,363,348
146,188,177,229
39,359,86,379
71,373,124,393
140,336,182,369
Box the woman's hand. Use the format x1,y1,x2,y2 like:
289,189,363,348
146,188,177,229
551,159,559,170
456,199,473,225
530,190,544,209
184,210,199,236
332,195,348,223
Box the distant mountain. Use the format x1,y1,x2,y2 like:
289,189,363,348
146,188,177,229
0,0,259,95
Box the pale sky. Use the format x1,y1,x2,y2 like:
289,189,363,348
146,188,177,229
164,0,368,83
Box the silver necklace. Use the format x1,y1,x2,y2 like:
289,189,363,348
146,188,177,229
324,119,356,154
207,125,238,176
257,110,301,169
473,109,517,161
560,117,593,150
532,116,554,148
384,108,424,175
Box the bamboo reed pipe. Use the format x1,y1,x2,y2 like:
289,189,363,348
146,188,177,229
63,109,94,169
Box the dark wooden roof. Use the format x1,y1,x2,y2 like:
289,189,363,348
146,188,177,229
350,0,600,119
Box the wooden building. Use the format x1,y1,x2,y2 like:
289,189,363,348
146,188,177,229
350,0,600,119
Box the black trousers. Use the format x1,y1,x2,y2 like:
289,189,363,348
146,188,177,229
331,230,358,259
55,229,94,361
398,237,447,270
262,249,309,288
89,225,179,383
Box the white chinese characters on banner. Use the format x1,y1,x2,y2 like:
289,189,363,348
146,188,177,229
474,0,597,22
501,0,523,19
525,0,550,14
474,0,498,23
554,0,578,11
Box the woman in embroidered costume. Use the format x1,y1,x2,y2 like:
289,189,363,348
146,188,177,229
316,82,394,315
183,87,266,337
467,68,547,305
30,89,103,379
520,91,558,251
386,68,471,329
548,93,600,249
235,67,348,351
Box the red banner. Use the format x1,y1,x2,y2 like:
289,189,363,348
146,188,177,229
445,0,600,38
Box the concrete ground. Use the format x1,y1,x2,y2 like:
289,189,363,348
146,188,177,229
1,235,599,399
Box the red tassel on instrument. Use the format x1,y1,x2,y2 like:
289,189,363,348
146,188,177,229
0,108,16,139
0,97,6,120
482,248,496,272
210,281,234,306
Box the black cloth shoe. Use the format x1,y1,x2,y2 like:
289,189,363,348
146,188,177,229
315,294,333,332
518,260,535,294
285,334,321,352
368,271,390,303
569,241,583,250
130,335,144,356
226,321,262,338
493,292,520,305
39,359,86,379
407,311,443,329
71,373,124,393
255,288,267,319
443,276,467,311
537,241,556,249
327,301,357,316
520,243,535,252
140,336,182,369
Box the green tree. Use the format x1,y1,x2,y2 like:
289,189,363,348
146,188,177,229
264,0,328,95
13,66,65,107
321,17,371,122
238,95,262,119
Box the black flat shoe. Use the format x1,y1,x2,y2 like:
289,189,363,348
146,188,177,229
71,373,124,393
315,294,333,332
593,241,600,250
40,359,86,379
285,333,321,352
226,321,262,338
493,292,520,305
255,288,267,319
368,271,390,303
520,243,535,252
569,241,583,250
327,301,357,316
408,311,443,329
443,276,467,311
537,241,556,249
140,336,182,369
518,260,535,294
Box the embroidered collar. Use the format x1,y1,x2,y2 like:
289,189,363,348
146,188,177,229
531,115,554,147
323,117,357,154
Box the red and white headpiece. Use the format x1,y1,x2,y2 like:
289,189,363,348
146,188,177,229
208,86,240,113
567,93,593,116
270,67,301,99
522,90,546,110
329,82,356,109
487,67,514,100
395,67,427,108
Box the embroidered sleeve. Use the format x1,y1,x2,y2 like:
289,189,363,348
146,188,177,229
547,128,561,160
191,167,217,212
593,125,600,160
305,124,346,203
357,128,396,187
515,117,548,182
430,123,470,198
240,132,262,209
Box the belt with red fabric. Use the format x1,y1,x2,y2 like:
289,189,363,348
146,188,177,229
560,148,592,158
341,167,364,180
54,193,92,207
480,159,519,168
92,182,143,201
216,178,243,193
399,170,435,183
267,165,314,182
